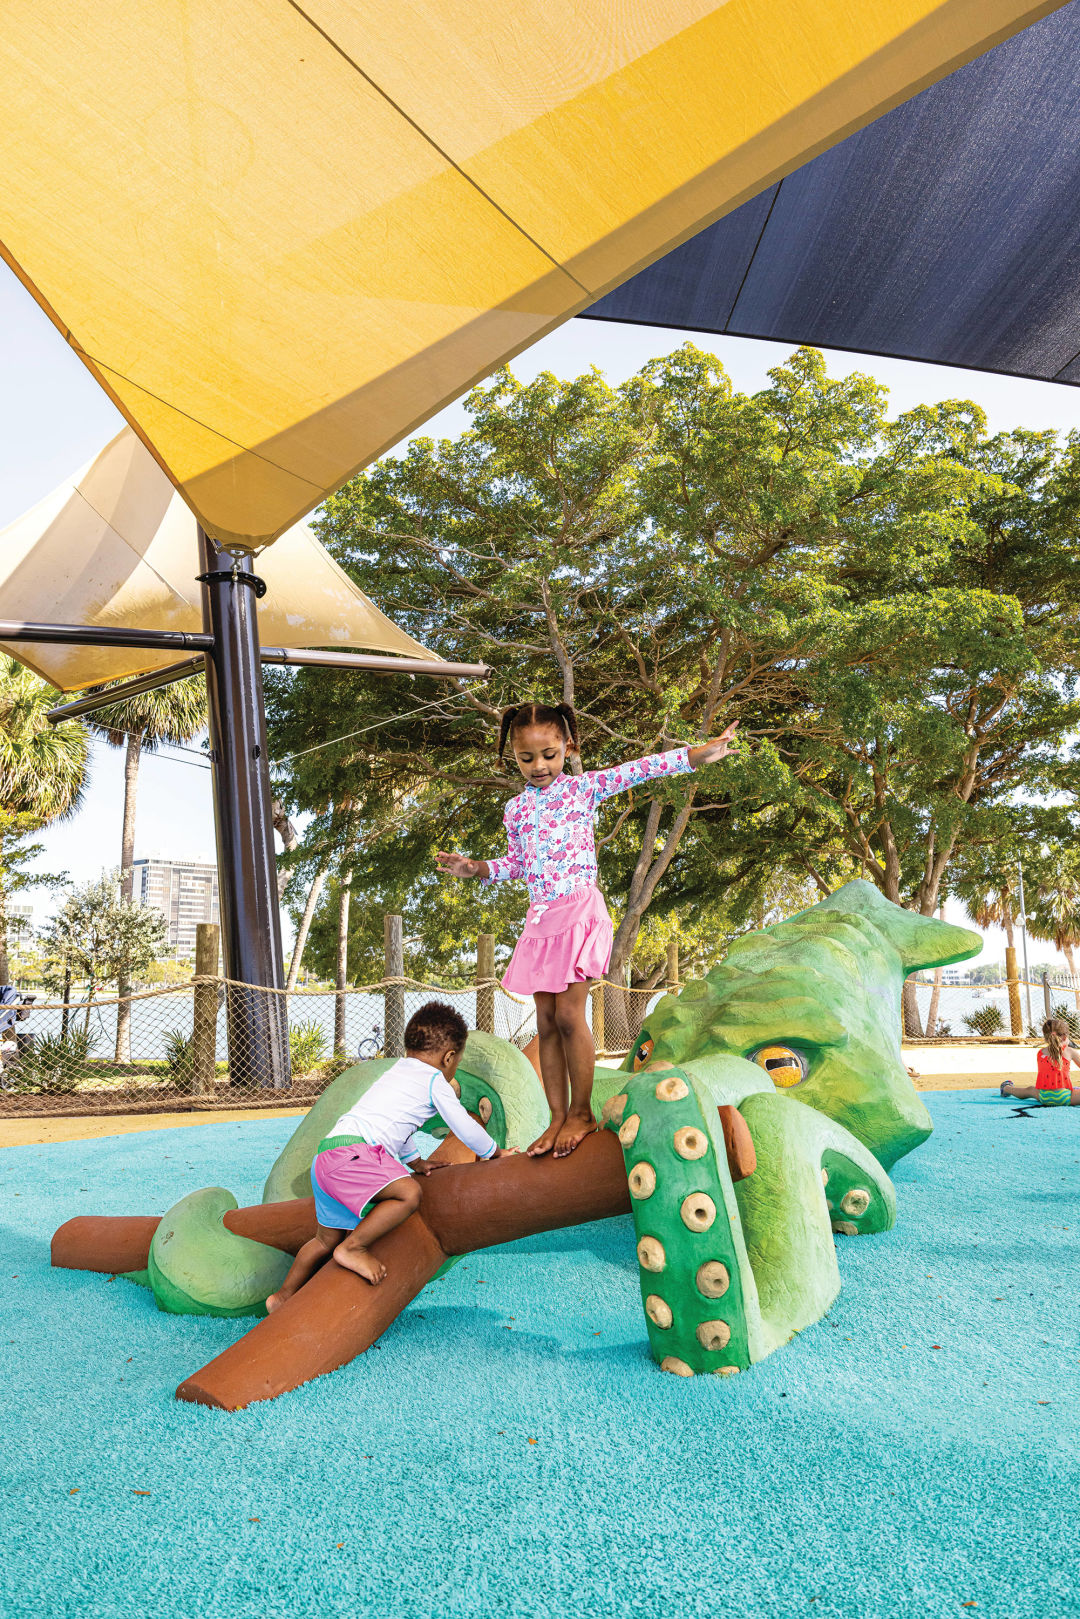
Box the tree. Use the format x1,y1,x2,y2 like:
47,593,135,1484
39,872,167,1029
267,347,1080,1027
1026,865,1080,1011
0,658,87,980
85,676,206,1059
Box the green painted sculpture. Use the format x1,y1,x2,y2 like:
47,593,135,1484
128,879,979,1382
596,879,980,1374
141,1031,548,1318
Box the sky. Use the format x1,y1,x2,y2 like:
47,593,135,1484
2,262,1078,971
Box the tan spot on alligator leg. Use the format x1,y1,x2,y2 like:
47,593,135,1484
660,1356,694,1377
628,1162,656,1200
637,1236,666,1272
696,1319,731,1352
601,1093,628,1126
645,1294,673,1328
618,1114,641,1147
696,1260,730,1298
673,1126,708,1160
680,1192,717,1232
655,1075,689,1102
821,1168,829,1187
841,1188,870,1216
832,1220,858,1236
714,1366,740,1377
477,1097,492,1124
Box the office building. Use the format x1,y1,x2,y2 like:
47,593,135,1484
132,857,219,959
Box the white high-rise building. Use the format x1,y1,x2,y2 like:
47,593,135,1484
132,857,219,959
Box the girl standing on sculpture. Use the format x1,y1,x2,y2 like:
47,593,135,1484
436,702,738,1157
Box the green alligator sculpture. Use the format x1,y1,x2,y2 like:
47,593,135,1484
132,880,979,1381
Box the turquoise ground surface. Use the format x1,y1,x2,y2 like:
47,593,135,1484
1,1093,1078,1619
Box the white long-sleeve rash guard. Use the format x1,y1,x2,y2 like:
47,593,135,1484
326,1055,498,1163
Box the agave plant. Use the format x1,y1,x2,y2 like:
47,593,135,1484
6,1026,97,1094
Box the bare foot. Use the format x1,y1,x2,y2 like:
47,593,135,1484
333,1243,386,1285
527,1116,566,1157
266,1292,285,1313
553,1109,597,1157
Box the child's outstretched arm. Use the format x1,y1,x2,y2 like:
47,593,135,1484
588,722,739,803
436,852,491,880
687,721,739,769
437,803,526,883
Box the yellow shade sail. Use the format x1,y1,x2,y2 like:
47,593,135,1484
0,1,1062,549
0,429,433,691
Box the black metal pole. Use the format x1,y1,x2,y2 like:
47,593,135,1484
47,656,206,724
198,527,290,1089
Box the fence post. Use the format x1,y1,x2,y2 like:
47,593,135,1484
1004,945,1023,1036
1043,972,1053,1022
193,922,220,1096
384,913,405,1058
591,983,606,1055
666,939,679,992
476,933,495,1034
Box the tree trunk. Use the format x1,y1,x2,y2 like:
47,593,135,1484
114,731,142,1063
902,977,923,1038
334,867,353,1056
1004,917,1022,1036
285,860,330,993
1065,944,1080,1014
272,799,300,901
924,905,946,1037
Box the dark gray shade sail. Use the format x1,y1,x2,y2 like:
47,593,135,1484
584,1,1080,386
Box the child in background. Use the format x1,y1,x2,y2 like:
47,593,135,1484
1001,1016,1080,1106
267,1001,513,1308
436,701,738,1157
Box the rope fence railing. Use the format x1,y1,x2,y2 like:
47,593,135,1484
0,920,673,1116
4,917,1071,1116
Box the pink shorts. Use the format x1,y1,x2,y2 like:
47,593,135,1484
501,885,613,996
311,1142,412,1229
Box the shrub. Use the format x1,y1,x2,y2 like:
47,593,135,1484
962,1003,1005,1037
289,1019,328,1074
1027,1003,1080,1041
163,1028,196,1091
7,1027,97,1094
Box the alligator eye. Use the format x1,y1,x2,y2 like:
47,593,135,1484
632,1037,654,1072
753,1045,807,1087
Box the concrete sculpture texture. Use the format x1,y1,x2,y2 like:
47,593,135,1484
52,880,979,1400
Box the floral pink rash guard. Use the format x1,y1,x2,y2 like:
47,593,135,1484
483,748,694,914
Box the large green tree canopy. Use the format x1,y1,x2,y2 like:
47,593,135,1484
265,346,1080,988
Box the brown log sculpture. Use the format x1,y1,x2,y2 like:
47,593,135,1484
178,1131,630,1409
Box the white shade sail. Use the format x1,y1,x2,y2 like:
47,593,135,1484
0,429,433,691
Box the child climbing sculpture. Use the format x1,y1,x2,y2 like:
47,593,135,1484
266,1002,514,1306
436,702,738,1158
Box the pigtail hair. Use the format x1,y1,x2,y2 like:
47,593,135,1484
554,702,579,752
497,705,522,763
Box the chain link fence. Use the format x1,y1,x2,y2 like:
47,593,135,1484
9,945,1067,1117
905,974,1080,1040
0,971,667,1118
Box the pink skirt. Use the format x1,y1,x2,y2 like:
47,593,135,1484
501,885,613,995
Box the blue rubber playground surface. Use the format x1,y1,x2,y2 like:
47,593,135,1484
2,1091,1078,1619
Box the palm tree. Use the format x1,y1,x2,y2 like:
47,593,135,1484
953,872,1023,1035
86,676,207,1059
0,657,88,980
1026,875,1080,1013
